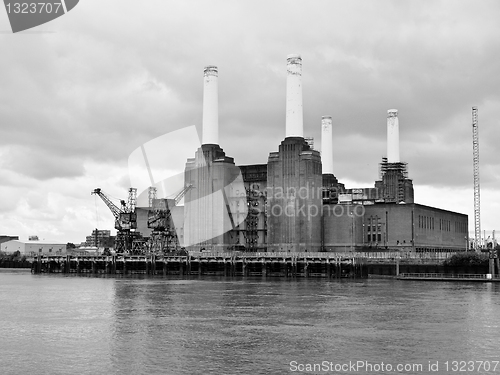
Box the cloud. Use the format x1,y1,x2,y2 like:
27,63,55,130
2,146,84,180
1,0,499,242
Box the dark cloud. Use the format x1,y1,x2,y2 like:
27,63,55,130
4,146,84,180
1,0,499,240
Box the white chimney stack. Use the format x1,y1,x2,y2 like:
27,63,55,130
321,116,334,174
202,66,219,145
285,54,303,138
387,109,400,162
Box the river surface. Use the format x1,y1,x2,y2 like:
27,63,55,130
0,269,499,375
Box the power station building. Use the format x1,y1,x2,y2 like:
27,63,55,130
143,55,468,253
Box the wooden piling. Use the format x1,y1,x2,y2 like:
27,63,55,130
31,253,370,279
242,259,247,276
179,260,185,276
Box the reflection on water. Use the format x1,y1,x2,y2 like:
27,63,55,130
1,269,499,375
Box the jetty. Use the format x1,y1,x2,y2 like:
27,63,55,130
29,251,499,281
31,252,368,278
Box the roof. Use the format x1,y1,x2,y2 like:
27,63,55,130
5,240,66,246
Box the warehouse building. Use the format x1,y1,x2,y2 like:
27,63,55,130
2,240,66,256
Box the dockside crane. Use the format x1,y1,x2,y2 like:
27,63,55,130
148,184,193,254
92,187,139,254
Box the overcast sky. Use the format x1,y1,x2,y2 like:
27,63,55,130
1,0,499,243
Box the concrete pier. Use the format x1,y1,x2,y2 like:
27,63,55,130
31,251,485,279
31,253,365,278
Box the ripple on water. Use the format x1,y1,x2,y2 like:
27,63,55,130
1,274,499,374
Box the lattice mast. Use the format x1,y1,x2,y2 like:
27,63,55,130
148,187,157,208
472,106,481,251
127,188,137,213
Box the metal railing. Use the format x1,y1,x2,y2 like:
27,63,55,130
188,251,455,260
399,273,494,279
32,251,463,262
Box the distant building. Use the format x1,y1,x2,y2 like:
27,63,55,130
0,235,19,245
2,240,66,256
85,229,114,248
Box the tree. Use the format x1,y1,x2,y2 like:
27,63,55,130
444,252,489,267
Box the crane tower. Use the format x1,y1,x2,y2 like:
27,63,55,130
147,184,193,254
92,187,140,253
472,106,481,251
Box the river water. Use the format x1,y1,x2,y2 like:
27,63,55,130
0,269,499,375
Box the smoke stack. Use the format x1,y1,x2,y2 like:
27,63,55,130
387,109,400,162
321,116,334,174
285,54,303,138
202,66,218,145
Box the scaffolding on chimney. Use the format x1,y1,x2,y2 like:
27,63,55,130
304,137,314,150
379,158,408,179
378,158,409,203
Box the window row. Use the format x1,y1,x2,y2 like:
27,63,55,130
367,234,382,242
418,215,435,230
418,215,467,233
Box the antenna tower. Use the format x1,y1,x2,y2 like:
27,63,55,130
472,107,481,251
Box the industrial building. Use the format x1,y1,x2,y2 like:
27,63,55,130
0,235,19,245
322,203,468,252
2,240,66,256
84,229,114,248
130,54,468,253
